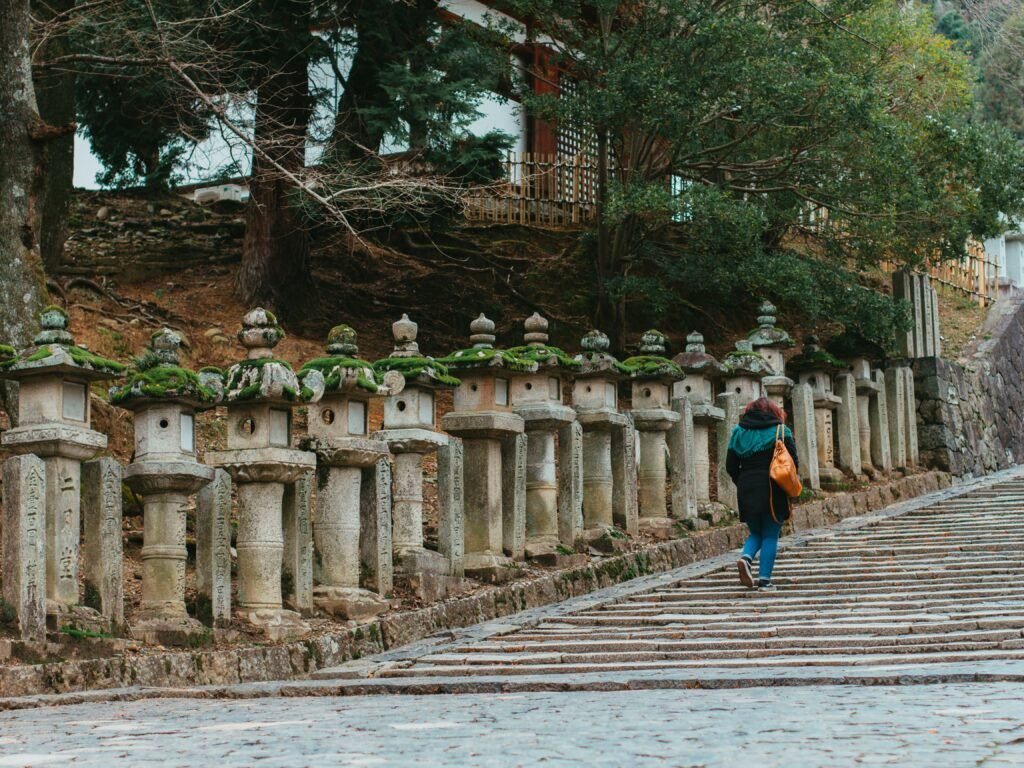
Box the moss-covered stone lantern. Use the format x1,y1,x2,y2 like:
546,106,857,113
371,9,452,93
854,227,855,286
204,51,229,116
111,329,220,644
722,339,774,406
205,308,324,639
672,331,727,510
571,330,638,544
374,314,464,598
0,306,125,623
298,324,403,620
748,300,796,409
440,314,534,582
787,335,847,487
506,313,584,564
827,331,891,478
622,330,684,538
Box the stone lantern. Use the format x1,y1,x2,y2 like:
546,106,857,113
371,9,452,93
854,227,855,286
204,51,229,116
787,335,847,487
205,308,324,639
572,330,638,546
374,314,465,599
722,339,774,406
506,313,584,565
621,330,684,538
110,329,220,644
440,314,534,582
672,331,727,511
299,324,404,620
747,300,795,408
0,306,125,631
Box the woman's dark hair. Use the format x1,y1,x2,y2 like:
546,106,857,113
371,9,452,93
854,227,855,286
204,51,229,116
743,396,786,423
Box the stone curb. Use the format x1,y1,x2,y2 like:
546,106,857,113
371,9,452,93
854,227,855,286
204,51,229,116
0,469,970,705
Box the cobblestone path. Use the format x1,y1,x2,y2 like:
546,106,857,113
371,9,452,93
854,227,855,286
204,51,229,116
317,476,1024,688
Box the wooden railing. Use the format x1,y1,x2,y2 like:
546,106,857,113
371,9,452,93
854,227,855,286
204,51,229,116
881,241,1001,308
464,152,600,227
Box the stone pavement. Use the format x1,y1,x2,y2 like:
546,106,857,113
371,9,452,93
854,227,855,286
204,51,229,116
1,684,1024,766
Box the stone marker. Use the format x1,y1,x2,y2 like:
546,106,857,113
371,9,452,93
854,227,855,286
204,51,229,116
81,457,125,633
196,469,232,628
622,330,683,539
912,273,926,358
507,313,583,565
672,331,727,512
833,372,862,478
826,332,888,480
205,308,322,640
360,458,393,598
436,437,465,577
870,370,893,472
790,383,820,491
0,306,123,630
300,324,402,620
557,421,584,548
931,286,942,358
374,314,463,596
282,470,314,616
715,392,741,509
441,314,531,582
501,432,528,560
892,271,916,358
901,366,920,466
111,329,218,644
668,396,698,521
572,329,634,547
920,275,936,357
885,364,908,471
2,455,47,643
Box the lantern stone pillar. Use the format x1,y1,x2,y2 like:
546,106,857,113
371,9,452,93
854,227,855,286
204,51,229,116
572,330,635,548
622,331,684,539
299,324,404,620
507,313,585,565
205,308,323,640
374,314,466,600
440,314,532,583
0,306,125,632
748,300,796,410
111,329,220,645
788,335,846,487
672,331,726,512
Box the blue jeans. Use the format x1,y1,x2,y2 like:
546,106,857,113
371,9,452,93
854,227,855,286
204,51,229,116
741,518,783,580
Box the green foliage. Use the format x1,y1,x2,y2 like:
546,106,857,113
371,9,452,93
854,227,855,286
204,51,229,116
976,9,1024,139
110,365,219,404
373,356,461,387
505,345,583,371
438,347,537,372
299,356,380,392
2,343,126,373
618,355,682,378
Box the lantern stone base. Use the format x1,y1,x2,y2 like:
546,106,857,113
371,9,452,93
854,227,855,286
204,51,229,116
237,607,311,641
130,614,210,647
46,602,109,635
463,552,519,584
581,526,630,553
638,515,677,540
314,586,389,622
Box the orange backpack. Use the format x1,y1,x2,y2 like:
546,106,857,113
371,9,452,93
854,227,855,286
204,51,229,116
769,424,802,522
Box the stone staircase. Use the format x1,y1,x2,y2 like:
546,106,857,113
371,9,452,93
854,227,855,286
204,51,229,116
365,480,1024,682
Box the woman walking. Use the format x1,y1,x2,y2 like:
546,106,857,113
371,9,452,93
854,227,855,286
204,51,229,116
726,397,799,591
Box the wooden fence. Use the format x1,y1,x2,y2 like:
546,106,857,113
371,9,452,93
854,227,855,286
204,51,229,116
881,241,1001,308
464,152,600,227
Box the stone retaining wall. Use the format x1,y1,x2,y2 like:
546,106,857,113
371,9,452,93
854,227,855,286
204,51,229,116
915,294,1024,477
0,471,950,700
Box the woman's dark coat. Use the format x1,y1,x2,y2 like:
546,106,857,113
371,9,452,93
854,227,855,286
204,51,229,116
725,409,800,525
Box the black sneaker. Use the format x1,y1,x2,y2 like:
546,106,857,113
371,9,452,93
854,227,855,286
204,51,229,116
737,557,755,588
758,579,777,591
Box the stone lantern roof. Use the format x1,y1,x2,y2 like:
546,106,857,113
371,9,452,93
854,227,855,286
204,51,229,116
373,314,460,389
300,323,404,397
825,330,887,365
573,329,634,379
747,299,795,350
439,313,538,374
787,334,850,376
723,339,775,377
0,305,125,382
219,308,324,405
506,312,582,373
621,329,684,382
672,331,726,378
110,328,223,409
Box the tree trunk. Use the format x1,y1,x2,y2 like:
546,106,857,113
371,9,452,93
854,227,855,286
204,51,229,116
235,46,319,324
0,0,49,418
32,0,75,273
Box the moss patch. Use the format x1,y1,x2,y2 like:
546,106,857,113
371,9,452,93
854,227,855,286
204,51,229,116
300,356,381,392
1,343,125,373
374,356,461,387
110,365,219,404
438,347,536,372
620,355,683,378
505,344,582,371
